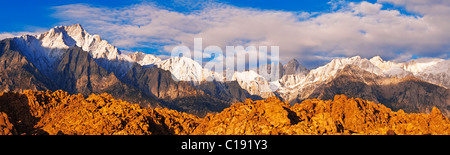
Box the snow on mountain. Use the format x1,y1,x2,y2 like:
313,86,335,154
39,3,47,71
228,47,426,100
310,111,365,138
401,58,445,74
283,59,309,76
382,66,413,77
232,70,261,83
154,57,223,83
275,56,384,102
12,24,134,77
36,24,128,61
8,24,449,99
128,52,161,66
369,56,412,77
408,59,450,88
232,70,274,97
370,56,449,88
279,74,307,88
369,56,395,71
279,59,309,87
155,57,202,82
305,56,383,84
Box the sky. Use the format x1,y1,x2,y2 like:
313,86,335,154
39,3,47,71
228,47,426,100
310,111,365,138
1,0,449,68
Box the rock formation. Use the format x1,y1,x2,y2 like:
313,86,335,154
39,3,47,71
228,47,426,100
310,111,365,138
0,90,198,135
193,95,450,135
308,65,450,117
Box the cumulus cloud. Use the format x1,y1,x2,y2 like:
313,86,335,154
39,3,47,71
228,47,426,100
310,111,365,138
52,1,450,68
0,33,15,40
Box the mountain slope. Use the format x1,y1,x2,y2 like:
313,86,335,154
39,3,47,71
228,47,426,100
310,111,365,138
232,70,276,98
307,65,450,117
38,24,134,77
0,39,55,92
2,24,449,118
128,51,161,66
279,59,310,88
11,24,134,78
1,90,449,135
197,80,249,103
369,56,450,88
283,59,309,76
55,47,160,107
0,24,249,116
412,59,450,88
123,64,230,116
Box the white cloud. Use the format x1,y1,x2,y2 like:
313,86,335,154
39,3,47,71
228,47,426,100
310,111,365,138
51,1,450,68
0,33,15,40
328,0,347,11
354,1,382,15
0,31,43,40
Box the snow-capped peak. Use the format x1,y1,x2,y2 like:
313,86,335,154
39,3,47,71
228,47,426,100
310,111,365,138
232,70,262,83
368,56,393,69
155,57,207,82
367,56,413,77
12,24,135,77
369,55,383,63
128,52,162,66
232,70,274,94
401,58,445,74
27,24,131,63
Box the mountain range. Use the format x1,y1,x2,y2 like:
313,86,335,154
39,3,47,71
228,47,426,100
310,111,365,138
0,24,449,117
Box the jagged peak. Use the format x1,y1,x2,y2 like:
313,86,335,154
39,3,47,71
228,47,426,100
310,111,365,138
162,56,202,66
53,24,85,32
283,58,309,76
341,64,366,71
128,51,162,66
327,56,363,65
287,58,300,65
369,56,384,62
129,51,153,59
336,64,378,77
46,24,88,39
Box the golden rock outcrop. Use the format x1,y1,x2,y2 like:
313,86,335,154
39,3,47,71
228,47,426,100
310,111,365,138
0,90,449,135
192,95,450,135
0,90,198,135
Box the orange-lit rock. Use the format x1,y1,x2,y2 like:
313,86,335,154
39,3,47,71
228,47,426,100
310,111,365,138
0,90,449,135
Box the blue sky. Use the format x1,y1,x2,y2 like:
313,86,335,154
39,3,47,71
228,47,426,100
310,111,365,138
1,0,449,68
1,0,377,33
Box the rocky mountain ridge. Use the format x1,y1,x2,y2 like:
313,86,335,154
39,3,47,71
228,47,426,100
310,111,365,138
0,24,251,116
1,24,449,118
1,90,448,135
307,65,450,117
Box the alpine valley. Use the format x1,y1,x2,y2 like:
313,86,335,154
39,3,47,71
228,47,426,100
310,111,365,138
1,24,449,121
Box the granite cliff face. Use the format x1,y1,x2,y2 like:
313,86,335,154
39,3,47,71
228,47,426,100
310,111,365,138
1,90,448,135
